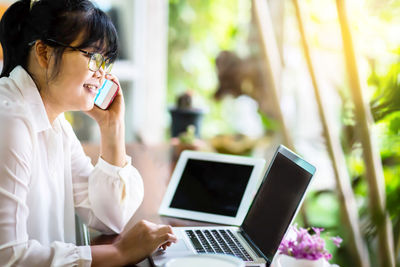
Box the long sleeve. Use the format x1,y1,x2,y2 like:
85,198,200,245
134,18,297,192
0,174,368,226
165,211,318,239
0,113,91,267
62,117,144,234
0,64,145,266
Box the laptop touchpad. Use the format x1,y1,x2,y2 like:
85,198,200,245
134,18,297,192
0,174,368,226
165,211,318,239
167,239,191,252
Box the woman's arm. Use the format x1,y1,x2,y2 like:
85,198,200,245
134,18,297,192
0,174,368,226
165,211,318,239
99,118,126,167
81,75,178,265
85,74,126,167
66,120,144,234
0,113,91,266
70,74,142,233
91,244,122,267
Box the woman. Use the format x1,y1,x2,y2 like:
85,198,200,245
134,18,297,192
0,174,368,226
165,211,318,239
0,0,176,266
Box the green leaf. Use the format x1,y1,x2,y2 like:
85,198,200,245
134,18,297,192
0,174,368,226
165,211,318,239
389,116,400,135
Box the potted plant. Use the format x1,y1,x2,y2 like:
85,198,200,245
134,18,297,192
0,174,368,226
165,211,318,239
169,91,203,138
274,225,342,267
170,125,205,161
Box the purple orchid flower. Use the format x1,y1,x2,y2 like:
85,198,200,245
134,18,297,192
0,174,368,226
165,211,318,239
278,224,341,261
331,236,343,247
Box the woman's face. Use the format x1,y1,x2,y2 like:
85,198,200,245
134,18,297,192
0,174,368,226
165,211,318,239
45,39,106,113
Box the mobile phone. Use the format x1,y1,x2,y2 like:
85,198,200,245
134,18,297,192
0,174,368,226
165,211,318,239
94,79,119,109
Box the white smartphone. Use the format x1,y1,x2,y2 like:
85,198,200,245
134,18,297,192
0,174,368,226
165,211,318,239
94,79,119,109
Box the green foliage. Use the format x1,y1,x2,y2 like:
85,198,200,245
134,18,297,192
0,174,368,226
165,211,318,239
168,0,241,98
258,111,279,133
369,54,400,225
332,56,400,262
178,125,196,144
370,51,400,122
168,0,400,265
168,0,251,138
306,191,340,228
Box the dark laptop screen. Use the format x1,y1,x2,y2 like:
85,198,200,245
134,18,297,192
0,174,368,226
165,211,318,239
169,159,254,217
241,148,315,262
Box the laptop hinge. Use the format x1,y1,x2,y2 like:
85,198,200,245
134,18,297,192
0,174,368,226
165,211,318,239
239,228,271,265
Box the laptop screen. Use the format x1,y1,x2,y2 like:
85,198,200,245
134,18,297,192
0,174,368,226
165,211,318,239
241,147,315,261
169,159,254,217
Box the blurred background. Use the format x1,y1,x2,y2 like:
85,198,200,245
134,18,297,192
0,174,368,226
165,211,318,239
0,0,399,265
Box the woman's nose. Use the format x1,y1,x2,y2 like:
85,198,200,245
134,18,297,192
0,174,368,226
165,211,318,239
93,67,104,78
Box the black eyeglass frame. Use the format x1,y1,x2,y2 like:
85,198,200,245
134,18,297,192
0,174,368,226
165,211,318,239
44,39,114,73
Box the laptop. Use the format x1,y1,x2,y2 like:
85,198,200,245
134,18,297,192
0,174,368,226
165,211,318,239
151,145,316,267
159,150,267,225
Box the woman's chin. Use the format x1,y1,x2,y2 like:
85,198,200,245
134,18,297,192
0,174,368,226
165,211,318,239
82,101,95,111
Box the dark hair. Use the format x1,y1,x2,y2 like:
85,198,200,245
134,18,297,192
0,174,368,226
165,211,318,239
0,0,118,78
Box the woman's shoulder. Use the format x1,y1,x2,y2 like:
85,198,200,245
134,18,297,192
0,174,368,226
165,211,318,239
0,97,28,119
0,75,29,117
0,96,35,151
0,94,33,139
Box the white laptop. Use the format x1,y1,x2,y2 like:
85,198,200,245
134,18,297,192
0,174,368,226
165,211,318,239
158,150,267,226
152,145,316,267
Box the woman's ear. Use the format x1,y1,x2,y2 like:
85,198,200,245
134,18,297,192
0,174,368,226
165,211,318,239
34,40,52,68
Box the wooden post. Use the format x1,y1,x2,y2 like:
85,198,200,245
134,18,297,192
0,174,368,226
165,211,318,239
252,0,294,151
292,0,370,265
335,0,395,266
253,0,312,227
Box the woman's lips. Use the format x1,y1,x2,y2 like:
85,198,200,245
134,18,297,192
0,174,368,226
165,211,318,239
84,84,98,96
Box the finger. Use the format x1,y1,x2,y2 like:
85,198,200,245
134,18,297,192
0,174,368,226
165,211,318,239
161,241,172,247
158,240,174,251
159,233,178,245
105,74,122,91
164,241,173,247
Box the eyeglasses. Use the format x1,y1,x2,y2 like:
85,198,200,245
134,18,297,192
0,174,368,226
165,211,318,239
46,39,114,73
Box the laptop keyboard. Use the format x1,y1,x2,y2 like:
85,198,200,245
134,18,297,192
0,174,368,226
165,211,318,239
185,229,254,261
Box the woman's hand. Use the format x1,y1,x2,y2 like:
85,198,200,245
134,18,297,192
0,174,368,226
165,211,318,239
85,74,127,166
85,74,124,128
113,220,178,265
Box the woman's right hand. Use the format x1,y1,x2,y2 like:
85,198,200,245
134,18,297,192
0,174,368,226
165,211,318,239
113,220,178,265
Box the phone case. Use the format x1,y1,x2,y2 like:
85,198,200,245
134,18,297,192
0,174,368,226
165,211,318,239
94,79,119,109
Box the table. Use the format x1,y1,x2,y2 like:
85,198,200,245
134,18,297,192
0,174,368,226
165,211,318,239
82,143,211,266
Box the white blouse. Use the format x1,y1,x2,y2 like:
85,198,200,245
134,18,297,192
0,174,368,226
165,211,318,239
0,66,144,266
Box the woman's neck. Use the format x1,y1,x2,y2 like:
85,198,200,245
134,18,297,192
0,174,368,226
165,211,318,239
27,55,62,125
